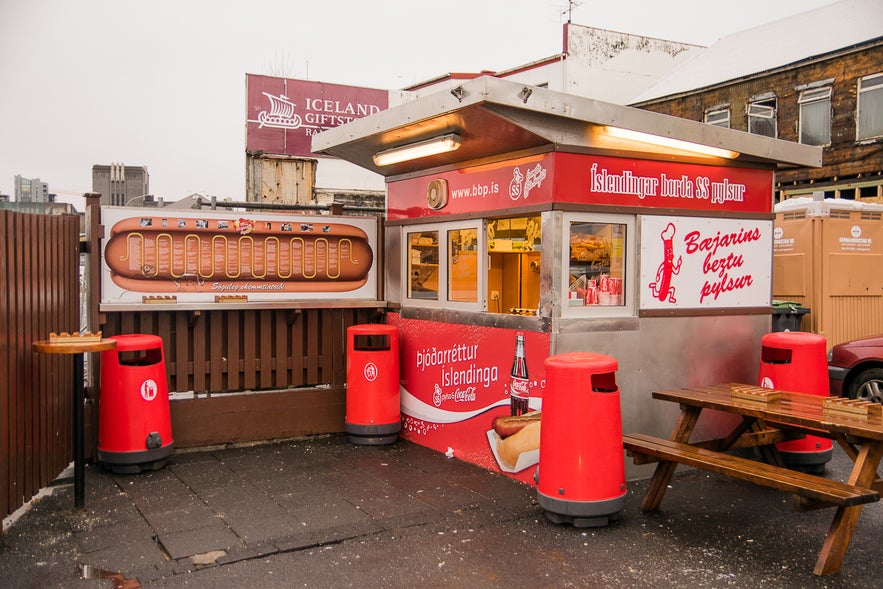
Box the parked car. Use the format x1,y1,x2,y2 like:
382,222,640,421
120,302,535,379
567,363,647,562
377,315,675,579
828,334,883,403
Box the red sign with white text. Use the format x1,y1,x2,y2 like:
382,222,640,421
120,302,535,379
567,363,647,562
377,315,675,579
388,314,550,484
387,152,773,219
246,75,388,157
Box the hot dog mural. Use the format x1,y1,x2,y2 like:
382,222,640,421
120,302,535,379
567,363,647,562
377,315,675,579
100,207,379,306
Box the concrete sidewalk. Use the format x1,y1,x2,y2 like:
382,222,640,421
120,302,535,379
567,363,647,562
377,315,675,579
1,435,880,588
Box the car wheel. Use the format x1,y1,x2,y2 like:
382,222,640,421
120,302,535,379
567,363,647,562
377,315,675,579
847,368,883,403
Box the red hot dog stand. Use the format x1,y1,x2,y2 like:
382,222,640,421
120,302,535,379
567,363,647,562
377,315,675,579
313,77,821,483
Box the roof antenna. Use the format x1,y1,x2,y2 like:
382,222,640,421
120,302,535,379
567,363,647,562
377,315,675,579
562,0,582,23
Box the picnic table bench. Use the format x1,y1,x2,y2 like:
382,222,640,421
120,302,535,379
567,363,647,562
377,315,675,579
624,383,883,576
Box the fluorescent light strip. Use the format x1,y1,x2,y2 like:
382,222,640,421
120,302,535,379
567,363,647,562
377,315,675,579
373,133,461,166
603,126,739,159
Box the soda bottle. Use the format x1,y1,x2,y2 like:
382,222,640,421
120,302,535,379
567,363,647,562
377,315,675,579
510,333,530,415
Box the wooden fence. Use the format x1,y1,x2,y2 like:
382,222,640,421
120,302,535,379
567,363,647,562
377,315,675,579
1,209,81,529
2,198,386,527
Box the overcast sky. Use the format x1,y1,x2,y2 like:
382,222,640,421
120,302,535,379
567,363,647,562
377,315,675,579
0,0,838,208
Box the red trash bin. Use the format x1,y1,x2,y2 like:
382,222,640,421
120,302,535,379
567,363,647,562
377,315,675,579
98,334,173,473
346,324,401,445
537,352,626,527
758,331,832,472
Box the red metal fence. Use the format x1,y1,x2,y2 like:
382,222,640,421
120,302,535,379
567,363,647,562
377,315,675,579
1,209,80,529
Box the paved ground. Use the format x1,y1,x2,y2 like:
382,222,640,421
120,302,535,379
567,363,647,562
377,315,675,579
1,435,880,588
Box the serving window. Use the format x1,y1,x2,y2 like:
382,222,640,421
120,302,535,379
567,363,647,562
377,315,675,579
563,212,635,317
487,215,541,315
405,221,484,310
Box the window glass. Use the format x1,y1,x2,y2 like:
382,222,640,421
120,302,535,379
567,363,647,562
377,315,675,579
567,220,627,309
448,227,478,302
748,99,777,137
407,230,438,300
858,74,883,141
799,87,832,146
705,108,730,128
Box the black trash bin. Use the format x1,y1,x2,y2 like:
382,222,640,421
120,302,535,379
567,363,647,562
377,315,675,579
771,300,810,332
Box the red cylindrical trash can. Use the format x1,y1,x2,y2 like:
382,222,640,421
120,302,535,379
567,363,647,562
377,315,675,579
758,331,832,472
98,334,173,473
346,324,401,445
537,352,626,527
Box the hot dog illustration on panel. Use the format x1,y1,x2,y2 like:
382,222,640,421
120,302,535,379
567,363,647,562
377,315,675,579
104,216,374,293
649,222,681,303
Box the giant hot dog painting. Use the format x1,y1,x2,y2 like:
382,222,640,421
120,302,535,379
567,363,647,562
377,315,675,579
101,207,378,306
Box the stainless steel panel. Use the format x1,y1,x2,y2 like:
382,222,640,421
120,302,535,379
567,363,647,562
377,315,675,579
552,313,770,480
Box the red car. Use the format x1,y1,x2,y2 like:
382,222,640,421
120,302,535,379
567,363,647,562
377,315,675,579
828,334,883,403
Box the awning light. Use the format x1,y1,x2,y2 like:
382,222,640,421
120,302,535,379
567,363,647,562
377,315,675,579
373,133,461,166
603,126,740,159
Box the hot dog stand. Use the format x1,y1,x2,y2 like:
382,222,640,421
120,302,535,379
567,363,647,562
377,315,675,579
313,76,821,482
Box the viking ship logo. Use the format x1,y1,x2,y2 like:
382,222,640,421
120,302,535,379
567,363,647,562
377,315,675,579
257,92,303,129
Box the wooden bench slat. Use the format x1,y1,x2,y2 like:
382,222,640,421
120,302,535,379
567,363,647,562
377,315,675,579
623,433,879,507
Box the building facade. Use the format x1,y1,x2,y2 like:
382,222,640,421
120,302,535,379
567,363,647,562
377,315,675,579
630,0,883,203
91,163,149,206
14,175,50,203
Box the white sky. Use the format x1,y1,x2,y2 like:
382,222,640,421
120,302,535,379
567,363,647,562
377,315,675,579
0,0,838,209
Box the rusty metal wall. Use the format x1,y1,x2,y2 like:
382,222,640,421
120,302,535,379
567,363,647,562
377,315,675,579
1,210,80,529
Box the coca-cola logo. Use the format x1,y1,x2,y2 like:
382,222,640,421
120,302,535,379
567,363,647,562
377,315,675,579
432,383,478,407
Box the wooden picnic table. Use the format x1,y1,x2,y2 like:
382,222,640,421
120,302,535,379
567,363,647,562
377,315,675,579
622,383,883,576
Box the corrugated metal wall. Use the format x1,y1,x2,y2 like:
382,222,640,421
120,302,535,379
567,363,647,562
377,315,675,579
1,210,80,529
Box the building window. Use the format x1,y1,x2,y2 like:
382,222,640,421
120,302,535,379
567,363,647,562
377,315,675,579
704,107,730,128
747,99,777,138
798,87,832,146
857,73,883,141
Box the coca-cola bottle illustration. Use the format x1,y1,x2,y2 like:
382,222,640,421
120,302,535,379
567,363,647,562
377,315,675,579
510,333,530,416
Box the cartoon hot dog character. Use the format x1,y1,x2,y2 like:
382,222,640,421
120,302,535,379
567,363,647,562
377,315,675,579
649,222,681,303
104,216,374,293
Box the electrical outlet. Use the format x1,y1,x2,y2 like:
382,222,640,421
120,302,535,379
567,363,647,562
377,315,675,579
491,291,500,301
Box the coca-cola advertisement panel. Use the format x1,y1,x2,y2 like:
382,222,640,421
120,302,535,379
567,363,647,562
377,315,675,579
640,215,773,310
246,75,388,157
389,314,549,484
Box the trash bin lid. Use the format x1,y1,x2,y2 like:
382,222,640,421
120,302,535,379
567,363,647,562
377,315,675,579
106,333,164,352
